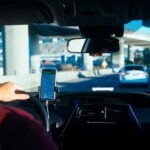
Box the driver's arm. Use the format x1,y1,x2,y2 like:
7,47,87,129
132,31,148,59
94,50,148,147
0,82,58,150
0,81,29,102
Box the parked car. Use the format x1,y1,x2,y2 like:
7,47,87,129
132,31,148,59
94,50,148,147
119,64,149,87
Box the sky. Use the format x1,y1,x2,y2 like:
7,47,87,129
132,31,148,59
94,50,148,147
125,20,150,35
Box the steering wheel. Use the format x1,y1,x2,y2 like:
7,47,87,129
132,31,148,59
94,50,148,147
15,90,50,133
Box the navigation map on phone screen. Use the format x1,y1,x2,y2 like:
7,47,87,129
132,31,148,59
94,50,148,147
40,69,56,100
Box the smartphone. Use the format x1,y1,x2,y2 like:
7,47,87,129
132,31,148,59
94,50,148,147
40,68,56,101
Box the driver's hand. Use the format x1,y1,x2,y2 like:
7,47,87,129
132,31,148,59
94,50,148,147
0,82,29,102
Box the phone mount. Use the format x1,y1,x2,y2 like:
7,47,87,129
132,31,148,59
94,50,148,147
38,86,58,121
38,86,58,101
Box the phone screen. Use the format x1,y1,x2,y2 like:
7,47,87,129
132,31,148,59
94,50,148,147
40,69,56,101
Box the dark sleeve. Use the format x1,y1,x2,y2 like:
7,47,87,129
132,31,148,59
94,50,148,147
0,106,58,150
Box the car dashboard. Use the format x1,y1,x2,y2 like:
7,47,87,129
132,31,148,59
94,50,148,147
55,92,150,124
51,92,150,149
2,91,150,149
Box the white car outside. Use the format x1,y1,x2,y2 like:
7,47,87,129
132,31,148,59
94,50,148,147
119,65,149,86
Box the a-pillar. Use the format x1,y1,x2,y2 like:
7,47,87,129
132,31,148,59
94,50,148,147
4,25,29,75
112,38,125,69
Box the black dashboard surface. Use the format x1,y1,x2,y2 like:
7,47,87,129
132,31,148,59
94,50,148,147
49,92,150,149
2,91,150,149
2,91,150,127
55,92,150,125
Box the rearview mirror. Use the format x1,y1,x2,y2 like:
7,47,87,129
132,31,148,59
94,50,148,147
67,37,120,53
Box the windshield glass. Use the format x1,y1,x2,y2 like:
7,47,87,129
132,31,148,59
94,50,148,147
0,21,150,93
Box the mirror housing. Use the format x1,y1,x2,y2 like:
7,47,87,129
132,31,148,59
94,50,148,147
67,37,120,54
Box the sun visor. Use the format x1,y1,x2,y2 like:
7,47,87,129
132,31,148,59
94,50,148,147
56,0,130,26
1,0,150,26
0,1,53,25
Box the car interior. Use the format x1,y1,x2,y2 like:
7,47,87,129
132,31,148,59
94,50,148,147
1,0,150,150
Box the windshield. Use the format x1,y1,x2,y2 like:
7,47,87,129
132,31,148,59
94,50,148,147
0,21,150,94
